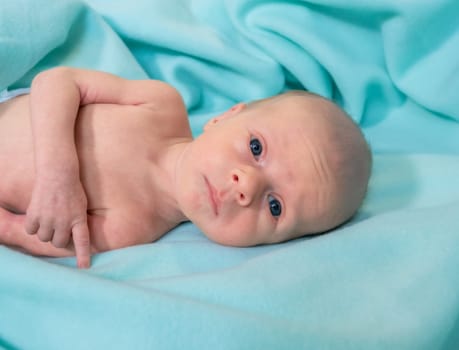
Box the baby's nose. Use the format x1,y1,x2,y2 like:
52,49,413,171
231,167,264,206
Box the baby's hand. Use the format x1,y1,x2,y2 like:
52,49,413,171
25,175,91,268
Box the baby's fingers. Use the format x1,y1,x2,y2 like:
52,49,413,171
51,227,71,248
72,222,91,269
24,216,39,235
37,224,54,242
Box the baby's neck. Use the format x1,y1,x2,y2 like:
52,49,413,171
146,140,191,228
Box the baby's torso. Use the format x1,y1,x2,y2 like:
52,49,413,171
0,95,185,237
76,102,162,216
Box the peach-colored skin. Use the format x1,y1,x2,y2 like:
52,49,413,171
0,67,370,268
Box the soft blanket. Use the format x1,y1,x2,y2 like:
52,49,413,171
0,0,458,349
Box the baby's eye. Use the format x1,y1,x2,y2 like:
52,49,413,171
268,195,282,218
250,137,263,158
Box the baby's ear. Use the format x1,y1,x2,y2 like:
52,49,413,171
203,103,246,131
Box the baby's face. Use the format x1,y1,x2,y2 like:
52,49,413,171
175,99,341,246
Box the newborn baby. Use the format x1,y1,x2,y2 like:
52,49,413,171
0,67,371,267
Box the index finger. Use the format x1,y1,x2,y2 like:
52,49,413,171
72,222,91,269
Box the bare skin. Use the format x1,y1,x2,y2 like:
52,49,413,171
0,69,192,267
0,67,371,268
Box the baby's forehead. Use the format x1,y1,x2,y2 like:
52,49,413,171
283,195,341,240
264,114,335,155
252,97,336,131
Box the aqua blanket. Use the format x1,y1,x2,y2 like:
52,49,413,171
1,1,459,349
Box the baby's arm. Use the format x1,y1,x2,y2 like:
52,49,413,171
26,67,181,268
1,206,157,258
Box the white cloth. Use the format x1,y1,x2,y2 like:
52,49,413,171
0,88,30,103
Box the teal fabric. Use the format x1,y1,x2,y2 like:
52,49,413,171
1,1,458,349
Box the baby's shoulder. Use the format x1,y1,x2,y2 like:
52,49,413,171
134,80,186,115
132,85,191,138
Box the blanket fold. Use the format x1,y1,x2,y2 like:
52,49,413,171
2,0,459,148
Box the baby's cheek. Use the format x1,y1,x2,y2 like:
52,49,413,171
221,218,267,247
179,181,206,216
195,205,271,246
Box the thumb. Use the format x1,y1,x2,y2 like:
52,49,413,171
72,223,91,269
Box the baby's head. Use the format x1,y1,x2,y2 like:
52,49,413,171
175,90,371,246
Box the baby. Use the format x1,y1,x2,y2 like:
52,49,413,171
0,67,371,268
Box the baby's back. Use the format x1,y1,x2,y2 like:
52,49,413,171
0,95,36,211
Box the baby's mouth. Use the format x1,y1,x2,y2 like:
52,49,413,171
204,176,219,216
